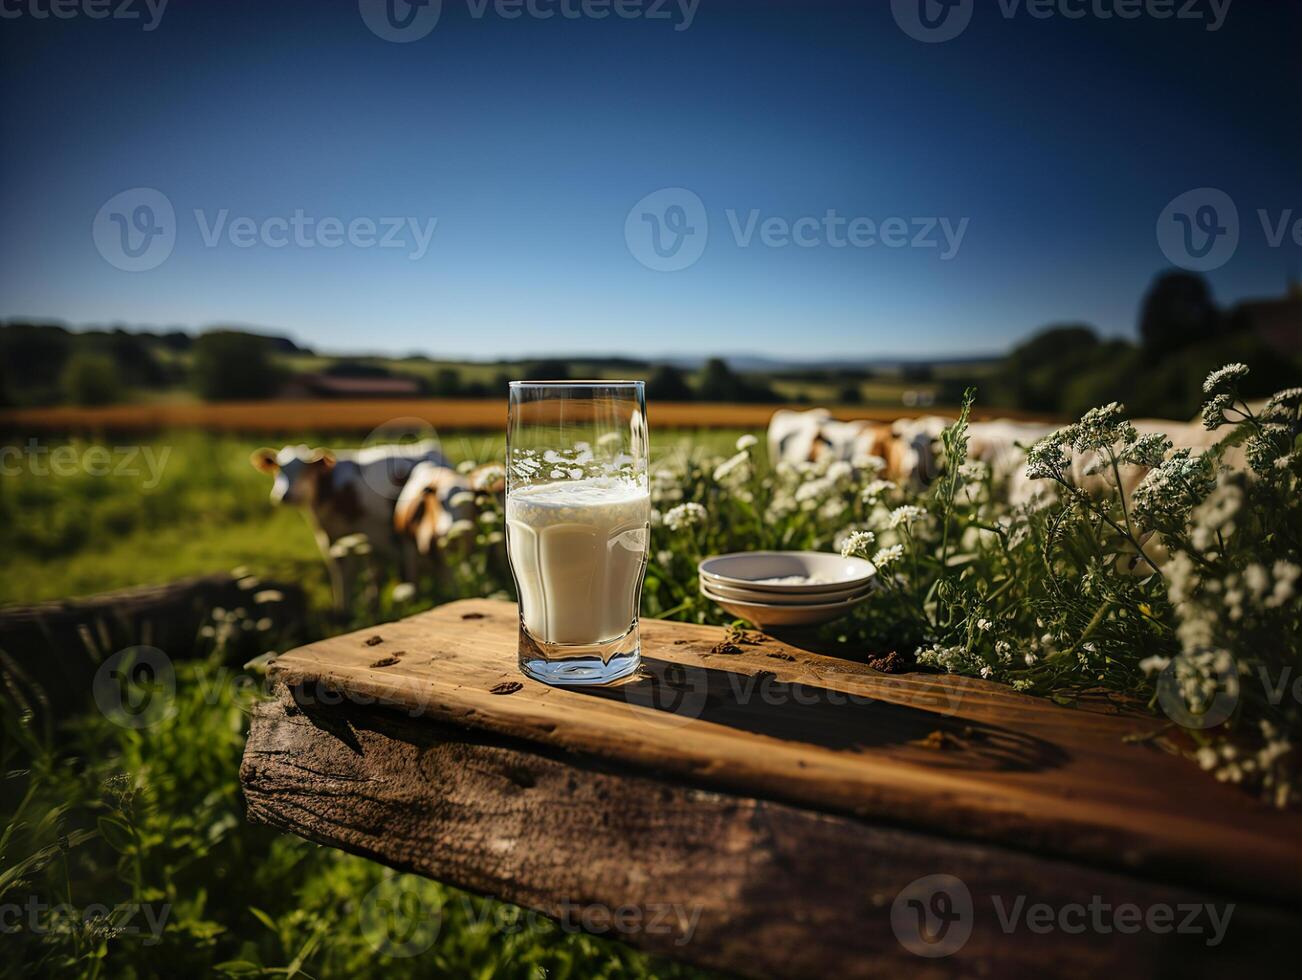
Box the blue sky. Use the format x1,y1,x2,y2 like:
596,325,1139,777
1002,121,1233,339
1,0,1297,359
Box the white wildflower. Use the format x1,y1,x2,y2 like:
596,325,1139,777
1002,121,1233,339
888,505,926,529
713,451,750,485
1202,393,1233,430
872,544,905,568
1025,432,1071,481
820,497,847,521
1267,561,1300,608
1070,403,1134,453
840,530,876,558
861,479,895,502
664,502,707,531
253,590,284,604
1118,432,1172,468
735,433,758,451
1203,362,1249,395
391,582,417,603
826,461,853,483
471,464,505,490
1138,655,1170,675
976,618,992,632
445,519,474,540
456,459,477,474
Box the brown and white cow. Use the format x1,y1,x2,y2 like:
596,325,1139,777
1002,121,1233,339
250,441,448,612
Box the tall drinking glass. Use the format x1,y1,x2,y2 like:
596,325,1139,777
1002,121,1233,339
506,381,650,686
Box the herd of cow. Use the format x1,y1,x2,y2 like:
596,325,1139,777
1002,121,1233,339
767,406,1224,500
249,442,501,612
249,407,1220,611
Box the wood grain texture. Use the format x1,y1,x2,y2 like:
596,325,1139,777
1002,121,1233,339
263,599,1302,907
242,691,1300,978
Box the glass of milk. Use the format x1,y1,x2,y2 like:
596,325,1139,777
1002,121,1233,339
506,381,650,686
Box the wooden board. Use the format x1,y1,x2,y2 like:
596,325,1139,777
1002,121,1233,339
262,599,1302,907
242,689,1299,979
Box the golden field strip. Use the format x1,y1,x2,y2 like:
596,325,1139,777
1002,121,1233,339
0,398,1052,433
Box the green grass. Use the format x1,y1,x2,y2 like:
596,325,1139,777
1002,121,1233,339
1,427,752,978
0,428,754,606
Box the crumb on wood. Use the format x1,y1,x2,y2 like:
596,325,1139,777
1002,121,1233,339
364,635,384,646
766,651,796,662
370,656,400,668
724,625,765,646
672,639,690,645
462,612,486,620
753,669,776,682
490,681,524,695
917,729,965,751
866,650,910,674
710,641,743,656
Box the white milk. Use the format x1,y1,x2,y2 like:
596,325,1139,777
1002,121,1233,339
506,478,651,646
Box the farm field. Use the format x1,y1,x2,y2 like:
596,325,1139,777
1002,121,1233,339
0,396,1053,436
0,428,757,606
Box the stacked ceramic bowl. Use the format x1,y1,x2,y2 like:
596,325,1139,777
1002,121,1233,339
698,551,876,627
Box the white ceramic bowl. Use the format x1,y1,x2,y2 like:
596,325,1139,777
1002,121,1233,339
700,582,870,627
699,575,872,605
698,551,876,595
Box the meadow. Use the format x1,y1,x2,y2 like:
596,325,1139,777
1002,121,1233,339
2,368,1299,977
1,426,756,978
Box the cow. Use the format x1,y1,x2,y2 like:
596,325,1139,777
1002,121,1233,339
393,461,510,582
249,440,447,613
393,460,476,558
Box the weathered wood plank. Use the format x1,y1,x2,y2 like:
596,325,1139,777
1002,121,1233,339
242,690,1299,979
265,599,1302,906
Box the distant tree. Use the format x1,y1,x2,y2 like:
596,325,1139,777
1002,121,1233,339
61,352,121,406
525,360,570,381
430,367,463,397
0,322,73,392
1007,324,1099,373
1139,271,1221,355
837,382,863,404
192,331,283,401
324,360,393,378
996,324,1102,413
697,358,775,403
645,364,694,401
900,363,933,383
